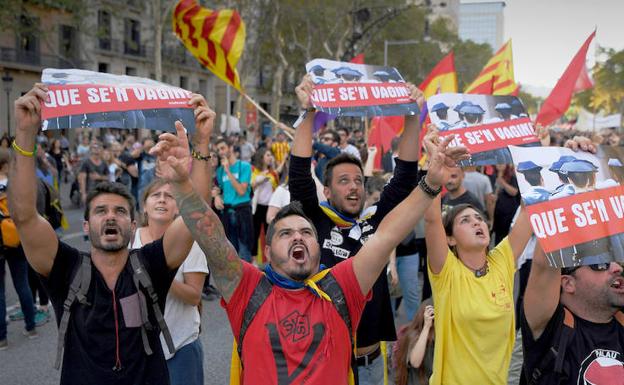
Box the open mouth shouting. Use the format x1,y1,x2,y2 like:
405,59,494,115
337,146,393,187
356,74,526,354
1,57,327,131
289,243,308,264
102,223,121,240
611,277,624,294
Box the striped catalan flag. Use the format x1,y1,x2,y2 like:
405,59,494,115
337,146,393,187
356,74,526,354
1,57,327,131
172,0,246,91
465,40,518,95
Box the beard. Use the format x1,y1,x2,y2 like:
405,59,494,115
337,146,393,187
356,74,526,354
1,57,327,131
89,226,133,252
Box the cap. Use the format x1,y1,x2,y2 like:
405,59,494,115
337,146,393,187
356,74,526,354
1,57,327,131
495,102,512,111
331,67,364,77
453,101,473,112
548,155,578,172
608,158,623,167
517,160,542,172
431,102,449,112
373,70,391,81
560,159,598,174
460,104,485,115
309,65,325,76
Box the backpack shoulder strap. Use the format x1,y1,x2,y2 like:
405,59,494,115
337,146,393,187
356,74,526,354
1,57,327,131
316,272,352,339
237,275,273,361
129,249,175,355
614,311,624,327
55,252,92,370
528,306,575,385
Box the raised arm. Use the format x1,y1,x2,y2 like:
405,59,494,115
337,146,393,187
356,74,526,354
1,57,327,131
397,83,424,162
8,84,58,276
424,193,449,274
161,95,215,269
352,134,469,294
523,242,560,339
291,75,315,158
151,123,242,302
507,205,533,261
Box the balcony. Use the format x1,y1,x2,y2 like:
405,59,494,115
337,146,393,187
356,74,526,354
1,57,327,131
97,38,149,59
0,46,83,69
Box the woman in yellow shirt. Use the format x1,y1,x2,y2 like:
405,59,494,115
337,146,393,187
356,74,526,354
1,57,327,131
424,197,532,385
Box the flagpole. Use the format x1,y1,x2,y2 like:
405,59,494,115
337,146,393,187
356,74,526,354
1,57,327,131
240,92,295,138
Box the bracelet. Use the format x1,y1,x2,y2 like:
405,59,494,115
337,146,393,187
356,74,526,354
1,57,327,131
12,140,37,157
418,176,442,198
191,148,211,161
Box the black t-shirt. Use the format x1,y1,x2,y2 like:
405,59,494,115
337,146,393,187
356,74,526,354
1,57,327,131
493,176,520,244
41,240,176,385
117,150,137,187
521,304,624,384
289,155,420,346
80,158,109,193
441,190,485,215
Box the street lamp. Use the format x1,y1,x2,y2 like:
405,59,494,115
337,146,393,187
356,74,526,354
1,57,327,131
2,71,13,138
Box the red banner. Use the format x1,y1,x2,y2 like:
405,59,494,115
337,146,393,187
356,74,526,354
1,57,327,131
41,84,193,120
527,185,624,252
439,117,539,153
310,83,412,108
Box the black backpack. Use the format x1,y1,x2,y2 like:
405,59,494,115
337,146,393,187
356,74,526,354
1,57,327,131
54,249,175,369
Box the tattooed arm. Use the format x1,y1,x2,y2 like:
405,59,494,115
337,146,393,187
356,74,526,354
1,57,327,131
152,122,242,301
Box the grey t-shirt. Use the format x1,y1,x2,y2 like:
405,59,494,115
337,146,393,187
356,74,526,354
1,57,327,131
462,171,492,209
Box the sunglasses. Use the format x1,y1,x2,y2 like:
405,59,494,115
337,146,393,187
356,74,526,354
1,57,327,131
561,262,611,275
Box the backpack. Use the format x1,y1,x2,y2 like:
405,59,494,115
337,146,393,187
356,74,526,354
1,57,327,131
54,249,175,369
527,307,624,385
229,272,357,385
41,180,65,230
0,194,20,248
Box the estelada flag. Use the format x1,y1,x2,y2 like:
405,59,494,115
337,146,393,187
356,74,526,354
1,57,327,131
535,30,596,128
465,40,518,95
172,0,245,91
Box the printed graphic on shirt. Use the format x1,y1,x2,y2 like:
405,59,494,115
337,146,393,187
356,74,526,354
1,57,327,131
279,310,310,343
576,349,624,385
490,282,513,311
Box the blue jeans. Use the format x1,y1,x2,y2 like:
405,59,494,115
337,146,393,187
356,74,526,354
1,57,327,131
167,338,204,385
0,247,37,340
224,204,253,262
357,351,385,385
397,253,421,321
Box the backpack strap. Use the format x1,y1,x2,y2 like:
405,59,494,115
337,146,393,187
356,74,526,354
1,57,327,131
615,311,624,327
55,252,92,370
128,249,175,355
528,306,575,385
237,275,273,362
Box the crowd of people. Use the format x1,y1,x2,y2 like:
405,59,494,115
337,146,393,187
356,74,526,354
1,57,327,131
0,77,622,385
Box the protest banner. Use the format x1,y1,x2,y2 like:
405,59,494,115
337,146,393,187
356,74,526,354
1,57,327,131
305,59,419,117
428,93,539,166
510,144,624,268
41,68,195,132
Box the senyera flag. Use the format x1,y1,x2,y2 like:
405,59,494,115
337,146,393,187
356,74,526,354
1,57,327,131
428,93,539,166
172,0,245,91
305,58,419,117
40,68,196,132
509,144,624,268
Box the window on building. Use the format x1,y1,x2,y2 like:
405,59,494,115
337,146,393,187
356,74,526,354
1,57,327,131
98,10,111,50
179,76,188,89
59,25,77,61
124,18,141,55
98,63,109,73
126,67,137,76
16,15,39,63
198,79,207,96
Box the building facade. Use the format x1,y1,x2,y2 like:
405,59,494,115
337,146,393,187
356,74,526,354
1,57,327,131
459,1,505,50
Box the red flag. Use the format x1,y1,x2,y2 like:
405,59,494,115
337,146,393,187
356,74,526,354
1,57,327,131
536,30,596,127
350,54,365,64
368,116,404,169
574,64,594,93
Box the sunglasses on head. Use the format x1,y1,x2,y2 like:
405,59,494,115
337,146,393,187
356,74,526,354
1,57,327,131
561,262,611,275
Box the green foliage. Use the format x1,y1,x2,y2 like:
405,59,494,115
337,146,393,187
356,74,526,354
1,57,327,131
517,89,542,115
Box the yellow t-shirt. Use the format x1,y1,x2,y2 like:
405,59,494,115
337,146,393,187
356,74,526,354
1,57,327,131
428,237,516,385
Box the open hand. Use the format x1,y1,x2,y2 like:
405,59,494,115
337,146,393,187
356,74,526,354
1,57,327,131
406,83,425,110
424,132,470,188
188,94,215,145
564,135,596,153
150,121,191,183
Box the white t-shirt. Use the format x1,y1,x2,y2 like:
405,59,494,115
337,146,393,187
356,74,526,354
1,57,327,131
341,143,361,159
130,228,209,360
268,185,290,209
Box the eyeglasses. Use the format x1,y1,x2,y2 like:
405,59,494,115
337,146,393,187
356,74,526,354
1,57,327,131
321,136,333,142
561,262,611,275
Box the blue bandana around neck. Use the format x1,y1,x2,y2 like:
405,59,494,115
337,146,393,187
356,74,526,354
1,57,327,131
264,263,328,298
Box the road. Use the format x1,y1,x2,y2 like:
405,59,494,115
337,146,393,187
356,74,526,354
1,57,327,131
0,182,233,385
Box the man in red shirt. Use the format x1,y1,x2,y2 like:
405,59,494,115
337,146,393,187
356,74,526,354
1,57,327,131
151,113,468,384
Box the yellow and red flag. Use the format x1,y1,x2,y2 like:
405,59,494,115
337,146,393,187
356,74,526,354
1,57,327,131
465,40,518,95
419,51,458,98
172,0,246,91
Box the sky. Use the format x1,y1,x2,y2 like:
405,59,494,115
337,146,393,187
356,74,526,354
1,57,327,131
501,0,624,94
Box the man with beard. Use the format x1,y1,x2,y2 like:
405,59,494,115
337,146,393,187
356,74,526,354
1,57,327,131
288,75,425,384
8,84,215,385
148,118,467,384
522,139,624,384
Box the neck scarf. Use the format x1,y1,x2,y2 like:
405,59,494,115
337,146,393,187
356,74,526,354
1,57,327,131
319,201,376,239
264,264,332,302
